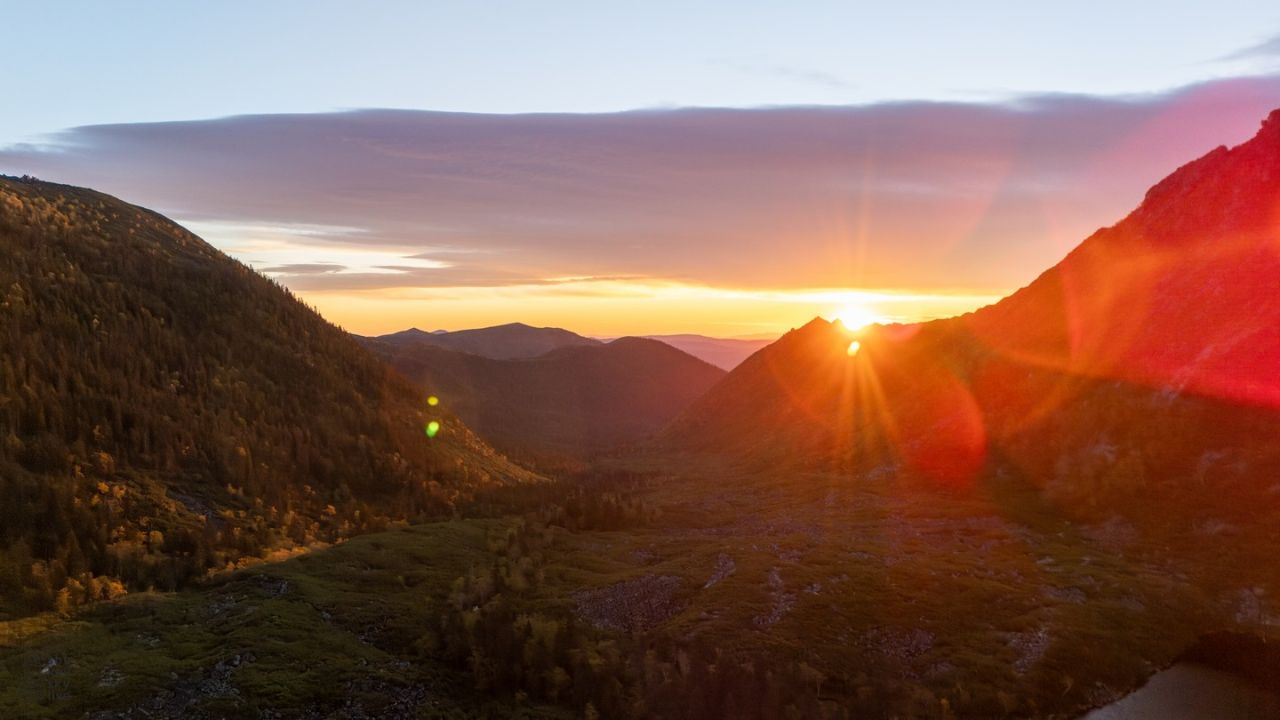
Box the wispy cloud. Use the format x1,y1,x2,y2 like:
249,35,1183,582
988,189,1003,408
259,263,347,275
1218,34,1280,62
181,219,455,278
712,58,855,90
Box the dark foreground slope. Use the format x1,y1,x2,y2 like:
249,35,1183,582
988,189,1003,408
0,177,531,618
368,322,601,360
363,335,725,464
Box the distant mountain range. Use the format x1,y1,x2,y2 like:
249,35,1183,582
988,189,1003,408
360,333,724,465
371,324,772,370
376,323,601,360
637,334,771,371
668,109,1280,527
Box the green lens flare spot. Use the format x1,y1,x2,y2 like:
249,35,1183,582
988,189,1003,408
425,420,441,438
427,395,439,407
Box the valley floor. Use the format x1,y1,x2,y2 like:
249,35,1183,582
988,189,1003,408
3,460,1278,718
0,521,566,719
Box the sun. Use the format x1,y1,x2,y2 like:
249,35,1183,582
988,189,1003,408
832,302,883,331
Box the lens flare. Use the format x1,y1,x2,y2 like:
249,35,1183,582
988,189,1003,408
425,420,441,438
833,302,883,331
847,340,861,356
427,395,439,406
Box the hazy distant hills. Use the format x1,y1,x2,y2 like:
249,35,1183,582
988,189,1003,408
361,333,725,464
371,322,601,360
669,110,1280,524
368,324,771,370
639,334,771,370
0,176,530,617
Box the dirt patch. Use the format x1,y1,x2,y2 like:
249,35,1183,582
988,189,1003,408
753,568,797,629
89,652,256,719
1084,516,1139,550
574,575,684,632
1008,627,1050,674
1044,586,1088,604
860,626,935,665
704,553,736,588
97,666,124,688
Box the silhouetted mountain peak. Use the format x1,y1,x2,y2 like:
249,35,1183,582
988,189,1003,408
597,337,724,371
387,327,435,339
1261,107,1280,139
1123,108,1280,247
604,336,674,351
487,321,533,330
369,321,601,360
796,316,836,332
772,317,848,354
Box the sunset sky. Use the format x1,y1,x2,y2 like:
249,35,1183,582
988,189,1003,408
3,2,1280,336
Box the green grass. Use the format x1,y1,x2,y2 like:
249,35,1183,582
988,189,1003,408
3,462,1277,718
546,461,1279,716
0,520,567,719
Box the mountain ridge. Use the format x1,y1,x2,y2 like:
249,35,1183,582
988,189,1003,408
364,322,601,360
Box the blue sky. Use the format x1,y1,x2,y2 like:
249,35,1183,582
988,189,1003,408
4,1,1279,145
3,3,1280,335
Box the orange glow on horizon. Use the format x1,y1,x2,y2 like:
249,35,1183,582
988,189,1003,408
833,302,885,331
296,280,1003,338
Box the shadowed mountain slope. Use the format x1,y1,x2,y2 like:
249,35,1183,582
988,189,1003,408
0,176,532,618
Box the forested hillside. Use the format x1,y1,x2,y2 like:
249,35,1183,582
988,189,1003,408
0,176,531,618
